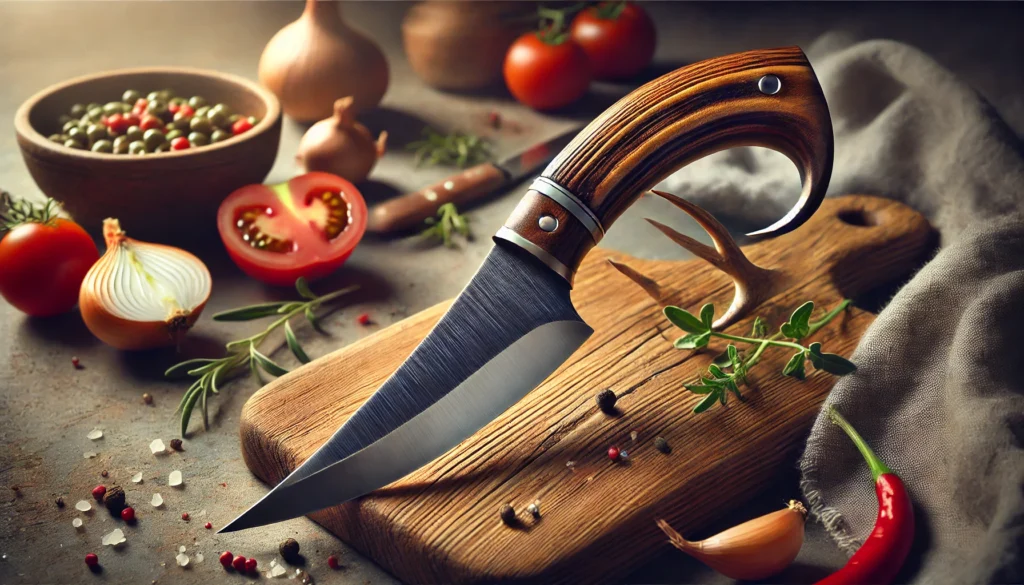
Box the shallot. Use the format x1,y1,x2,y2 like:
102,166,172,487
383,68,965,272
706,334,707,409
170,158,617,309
296,97,386,184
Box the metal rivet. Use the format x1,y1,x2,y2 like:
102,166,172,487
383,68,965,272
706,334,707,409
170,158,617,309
538,215,558,232
758,74,781,95
442,180,455,190
423,189,438,201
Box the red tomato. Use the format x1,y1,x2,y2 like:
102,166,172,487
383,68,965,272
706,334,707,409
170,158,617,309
216,172,367,286
0,213,99,317
503,33,591,111
570,2,657,80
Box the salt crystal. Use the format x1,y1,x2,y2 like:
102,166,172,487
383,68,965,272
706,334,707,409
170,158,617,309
151,493,163,507
72,518,83,528
132,472,143,484
630,431,638,442
195,553,204,563
83,452,97,459
87,429,104,440
75,500,92,512
168,470,183,487
102,528,126,546
150,439,166,455
271,564,287,577
199,509,206,516
176,552,189,567
270,560,277,567
178,545,186,553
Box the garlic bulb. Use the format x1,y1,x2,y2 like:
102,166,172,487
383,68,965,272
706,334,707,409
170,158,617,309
258,0,389,122
296,96,387,183
656,500,807,581
79,219,211,351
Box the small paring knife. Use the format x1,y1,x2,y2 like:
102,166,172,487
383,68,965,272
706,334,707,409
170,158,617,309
221,46,834,533
365,128,579,234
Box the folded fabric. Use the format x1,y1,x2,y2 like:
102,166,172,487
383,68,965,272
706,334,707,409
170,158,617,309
657,33,1024,584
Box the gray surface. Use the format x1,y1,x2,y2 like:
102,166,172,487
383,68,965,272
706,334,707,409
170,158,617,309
1,2,1021,584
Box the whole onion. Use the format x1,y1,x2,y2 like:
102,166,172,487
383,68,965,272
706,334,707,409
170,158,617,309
295,97,387,184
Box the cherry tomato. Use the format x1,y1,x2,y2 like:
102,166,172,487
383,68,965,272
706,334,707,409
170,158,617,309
570,2,656,80
216,172,367,286
170,137,190,151
0,202,99,317
139,115,163,131
503,33,591,111
232,118,254,135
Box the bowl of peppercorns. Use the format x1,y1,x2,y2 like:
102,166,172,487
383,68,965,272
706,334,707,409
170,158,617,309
14,67,282,247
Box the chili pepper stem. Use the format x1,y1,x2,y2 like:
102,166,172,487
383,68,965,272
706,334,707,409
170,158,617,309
827,406,892,481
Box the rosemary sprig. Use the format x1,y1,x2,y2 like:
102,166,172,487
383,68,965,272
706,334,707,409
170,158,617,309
165,277,358,436
0,190,59,233
407,127,492,169
421,202,471,248
664,299,856,413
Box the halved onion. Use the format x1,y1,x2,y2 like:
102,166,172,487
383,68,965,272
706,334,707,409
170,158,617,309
80,219,212,350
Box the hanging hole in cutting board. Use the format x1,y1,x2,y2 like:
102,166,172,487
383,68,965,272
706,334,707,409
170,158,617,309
836,208,878,227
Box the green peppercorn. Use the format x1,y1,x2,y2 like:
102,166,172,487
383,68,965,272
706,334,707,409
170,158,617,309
158,89,174,102
58,114,73,126
91,140,114,153
48,134,64,143
62,120,79,134
188,132,210,146
86,124,108,143
64,138,85,150
143,128,166,151
168,97,186,108
187,96,207,109
146,91,161,102
122,89,142,104
189,116,213,134
103,101,122,115
67,127,86,144
171,111,192,129
86,107,104,122
155,142,170,153
210,129,231,143
113,135,130,154
165,129,184,142
595,389,617,414
211,103,233,119
128,140,147,155
146,99,168,119
125,126,144,143
86,102,101,112
248,116,259,125
69,103,86,117
205,109,227,129
227,114,241,125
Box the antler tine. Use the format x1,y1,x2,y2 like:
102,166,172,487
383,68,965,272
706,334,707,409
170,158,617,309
642,190,780,330
607,259,668,304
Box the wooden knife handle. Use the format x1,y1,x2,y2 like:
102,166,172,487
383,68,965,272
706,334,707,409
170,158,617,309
495,46,834,284
367,163,509,234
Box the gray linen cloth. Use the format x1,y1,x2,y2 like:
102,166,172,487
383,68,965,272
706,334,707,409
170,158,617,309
657,34,1024,584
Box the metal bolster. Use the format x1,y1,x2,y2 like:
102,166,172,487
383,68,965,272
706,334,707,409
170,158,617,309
494,227,574,284
529,177,605,243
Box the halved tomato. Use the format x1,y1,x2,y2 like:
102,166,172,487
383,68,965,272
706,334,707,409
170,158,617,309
216,172,367,286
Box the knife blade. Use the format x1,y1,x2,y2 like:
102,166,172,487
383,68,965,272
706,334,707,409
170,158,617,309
221,46,834,533
365,127,578,234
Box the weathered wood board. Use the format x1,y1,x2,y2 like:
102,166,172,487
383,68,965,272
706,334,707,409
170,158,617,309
240,195,933,584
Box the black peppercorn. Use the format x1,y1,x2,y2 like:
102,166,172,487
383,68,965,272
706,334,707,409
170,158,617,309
654,436,671,454
101,470,108,478
169,438,183,451
102,485,126,513
142,393,153,405
499,503,516,525
595,389,617,414
56,496,65,508
279,538,301,562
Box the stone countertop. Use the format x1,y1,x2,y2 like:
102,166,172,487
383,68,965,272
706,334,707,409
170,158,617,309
1,2,1020,584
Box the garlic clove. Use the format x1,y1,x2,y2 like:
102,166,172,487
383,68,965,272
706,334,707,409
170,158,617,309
80,219,212,351
657,500,807,581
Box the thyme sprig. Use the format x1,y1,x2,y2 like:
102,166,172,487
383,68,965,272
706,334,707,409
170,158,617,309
166,278,358,436
407,127,492,169
0,190,59,233
665,299,856,413
421,202,471,248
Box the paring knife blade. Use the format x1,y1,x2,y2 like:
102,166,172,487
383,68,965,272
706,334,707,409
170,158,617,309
365,127,579,234
221,45,834,533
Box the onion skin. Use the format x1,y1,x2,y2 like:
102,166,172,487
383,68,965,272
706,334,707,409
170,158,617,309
79,219,211,351
657,500,807,581
296,96,387,183
258,0,389,122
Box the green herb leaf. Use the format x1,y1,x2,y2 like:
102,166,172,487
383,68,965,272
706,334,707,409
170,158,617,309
814,352,857,375
781,301,814,339
727,345,740,368
782,351,807,379
277,302,304,314
684,383,715,395
751,316,769,338
295,277,316,300
164,358,217,378
251,347,289,377
179,380,204,436
284,321,311,364
699,303,715,330
664,306,708,334
708,364,727,379
674,332,710,350
693,390,720,413
214,302,287,322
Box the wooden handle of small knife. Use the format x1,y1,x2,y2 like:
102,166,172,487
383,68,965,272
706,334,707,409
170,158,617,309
367,163,508,234
497,46,834,283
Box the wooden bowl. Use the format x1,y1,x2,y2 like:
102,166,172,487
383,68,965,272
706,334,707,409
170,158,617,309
15,67,282,249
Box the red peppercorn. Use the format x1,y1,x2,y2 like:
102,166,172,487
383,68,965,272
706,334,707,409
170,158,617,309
218,551,233,568
177,104,195,118
327,555,340,569
139,115,163,131
120,507,135,522
231,555,247,571
91,485,106,500
123,113,140,128
168,103,180,115
487,111,502,128
204,522,212,529
357,313,371,326
106,113,131,134
244,558,257,572
170,137,190,151
134,98,148,110
84,553,99,567
71,356,81,369
232,118,254,135
181,512,189,521
607,446,621,461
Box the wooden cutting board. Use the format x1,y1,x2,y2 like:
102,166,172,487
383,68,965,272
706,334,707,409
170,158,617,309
239,194,933,584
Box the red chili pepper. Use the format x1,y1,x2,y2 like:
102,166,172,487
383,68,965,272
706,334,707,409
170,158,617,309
814,407,914,585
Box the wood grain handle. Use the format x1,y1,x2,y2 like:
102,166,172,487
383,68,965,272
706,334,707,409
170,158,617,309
367,163,509,233
496,46,834,284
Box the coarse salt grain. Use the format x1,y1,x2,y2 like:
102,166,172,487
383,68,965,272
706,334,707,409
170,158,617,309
75,500,92,512
176,553,189,567
132,472,143,484
168,470,183,487
83,452,97,459
72,518,83,528
102,528,126,546
195,553,204,563
87,429,103,440
630,431,638,442
151,493,163,507
150,439,166,455
178,546,186,553
271,564,287,577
